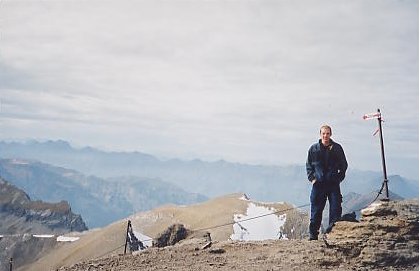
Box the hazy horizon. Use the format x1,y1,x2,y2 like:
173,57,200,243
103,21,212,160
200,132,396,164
0,138,418,182
0,0,418,179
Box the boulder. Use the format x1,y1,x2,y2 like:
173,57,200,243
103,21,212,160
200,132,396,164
327,199,419,268
153,224,189,247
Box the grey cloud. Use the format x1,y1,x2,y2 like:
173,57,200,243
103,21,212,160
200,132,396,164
0,0,417,179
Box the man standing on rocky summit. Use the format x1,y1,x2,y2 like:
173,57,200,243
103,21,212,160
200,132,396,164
306,124,348,240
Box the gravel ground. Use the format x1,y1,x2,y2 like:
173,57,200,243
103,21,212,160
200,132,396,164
57,238,419,271
57,200,419,271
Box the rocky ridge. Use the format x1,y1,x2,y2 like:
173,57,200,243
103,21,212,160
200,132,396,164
0,177,88,271
18,193,309,271
0,158,207,228
57,199,418,271
0,177,87,234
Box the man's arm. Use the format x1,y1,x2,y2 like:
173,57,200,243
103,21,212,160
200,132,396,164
337,144,348,182
306,147,316,183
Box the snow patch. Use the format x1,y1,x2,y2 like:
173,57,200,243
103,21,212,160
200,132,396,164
255,201,286,205
361,202,382,215
239,195,285,205
40,209,52,217
57,236,80,242
63,172,76,177
33,234,54,238
134,231,153,247
230,203,287,241
11,159,28,165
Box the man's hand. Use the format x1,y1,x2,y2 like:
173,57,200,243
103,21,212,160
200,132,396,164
311,179,317,185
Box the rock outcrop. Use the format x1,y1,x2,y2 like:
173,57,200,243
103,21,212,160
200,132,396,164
327,199,419,268
0,177,88,271
153,224,190,247
0,177,87,234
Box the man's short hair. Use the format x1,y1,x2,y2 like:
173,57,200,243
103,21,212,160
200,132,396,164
320,125,332,135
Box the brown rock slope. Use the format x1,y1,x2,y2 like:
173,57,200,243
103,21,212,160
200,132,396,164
20,193,306,271
129,193,307,241
55,199,417,271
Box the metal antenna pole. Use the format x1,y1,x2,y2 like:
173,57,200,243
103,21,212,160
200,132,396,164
377,109,389,201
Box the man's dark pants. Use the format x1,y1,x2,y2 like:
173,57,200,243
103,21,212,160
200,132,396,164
309,182,342,237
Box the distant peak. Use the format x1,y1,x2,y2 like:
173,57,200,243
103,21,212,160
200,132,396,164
44,140,71,148
240,193,250,201
23,139,73,149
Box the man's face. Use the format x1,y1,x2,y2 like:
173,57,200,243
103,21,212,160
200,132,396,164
320,127,331,146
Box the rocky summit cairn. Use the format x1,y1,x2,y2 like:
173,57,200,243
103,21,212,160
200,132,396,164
326,199,419,268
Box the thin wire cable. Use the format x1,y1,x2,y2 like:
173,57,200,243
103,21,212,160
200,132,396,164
195,203,310,232
96,243,126,259
135,203,310,244
351,183,386,213
342,182,386,215
99,182,389,258
136,180,387,245
0,184,388,258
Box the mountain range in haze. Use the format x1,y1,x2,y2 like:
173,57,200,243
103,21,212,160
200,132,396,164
0,139,417,270
0,158,207,228
0,140,417,204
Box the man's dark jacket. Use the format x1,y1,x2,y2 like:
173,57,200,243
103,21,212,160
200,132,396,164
306,139,348,184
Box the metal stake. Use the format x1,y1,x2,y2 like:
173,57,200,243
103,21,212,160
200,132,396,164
124,220,131,255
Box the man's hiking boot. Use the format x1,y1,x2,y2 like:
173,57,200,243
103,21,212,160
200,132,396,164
309,234,318,241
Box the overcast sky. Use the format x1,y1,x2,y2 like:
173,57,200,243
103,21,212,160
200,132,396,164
0,0,418,179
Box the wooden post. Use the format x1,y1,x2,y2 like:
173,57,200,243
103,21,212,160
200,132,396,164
124,220,131,254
